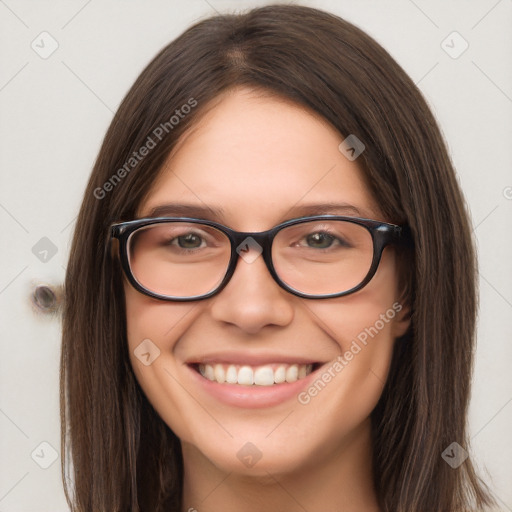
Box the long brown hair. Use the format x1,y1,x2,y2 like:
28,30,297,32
61,4,495,511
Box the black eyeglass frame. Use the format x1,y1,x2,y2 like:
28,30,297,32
110,215,408,301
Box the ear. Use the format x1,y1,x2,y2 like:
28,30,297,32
390,298,412,339
391,250,414,338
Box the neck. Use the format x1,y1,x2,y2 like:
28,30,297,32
180,418,381,512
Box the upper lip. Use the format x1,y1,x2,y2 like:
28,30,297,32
185,351,324,366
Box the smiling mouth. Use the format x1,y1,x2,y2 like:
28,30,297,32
193,362,320,386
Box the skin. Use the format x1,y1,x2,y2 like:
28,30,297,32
124,87,410,512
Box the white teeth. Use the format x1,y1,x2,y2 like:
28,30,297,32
197,362,314,385
205,364,214,381
237,366,253,385
254,366,275,386
274,365,286,384
226,365,238,384
285,365,299,383
214,364,225,383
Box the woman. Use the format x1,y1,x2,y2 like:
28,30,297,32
61,4,496,511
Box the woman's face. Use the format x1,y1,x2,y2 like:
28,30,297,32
124,87,410,476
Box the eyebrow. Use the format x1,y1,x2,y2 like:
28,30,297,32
142,202,376,223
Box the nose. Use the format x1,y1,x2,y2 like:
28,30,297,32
209,247,295,334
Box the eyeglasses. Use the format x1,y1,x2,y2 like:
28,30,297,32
110,215,408,301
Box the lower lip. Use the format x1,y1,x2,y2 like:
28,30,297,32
186,364,319,409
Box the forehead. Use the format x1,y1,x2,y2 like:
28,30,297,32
139,88,381,229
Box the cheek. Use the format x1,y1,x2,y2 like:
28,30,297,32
123,284,212,446
124,284,197,352
299,251,401,423
306,248,401,347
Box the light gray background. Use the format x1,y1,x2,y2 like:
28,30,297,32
1,1,511,510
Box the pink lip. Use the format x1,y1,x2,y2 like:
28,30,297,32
185,363,322,409
186,351,318,366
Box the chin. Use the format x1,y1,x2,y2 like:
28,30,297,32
183,424,322,477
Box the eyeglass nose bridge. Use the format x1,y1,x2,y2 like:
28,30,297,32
221,229,283,293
